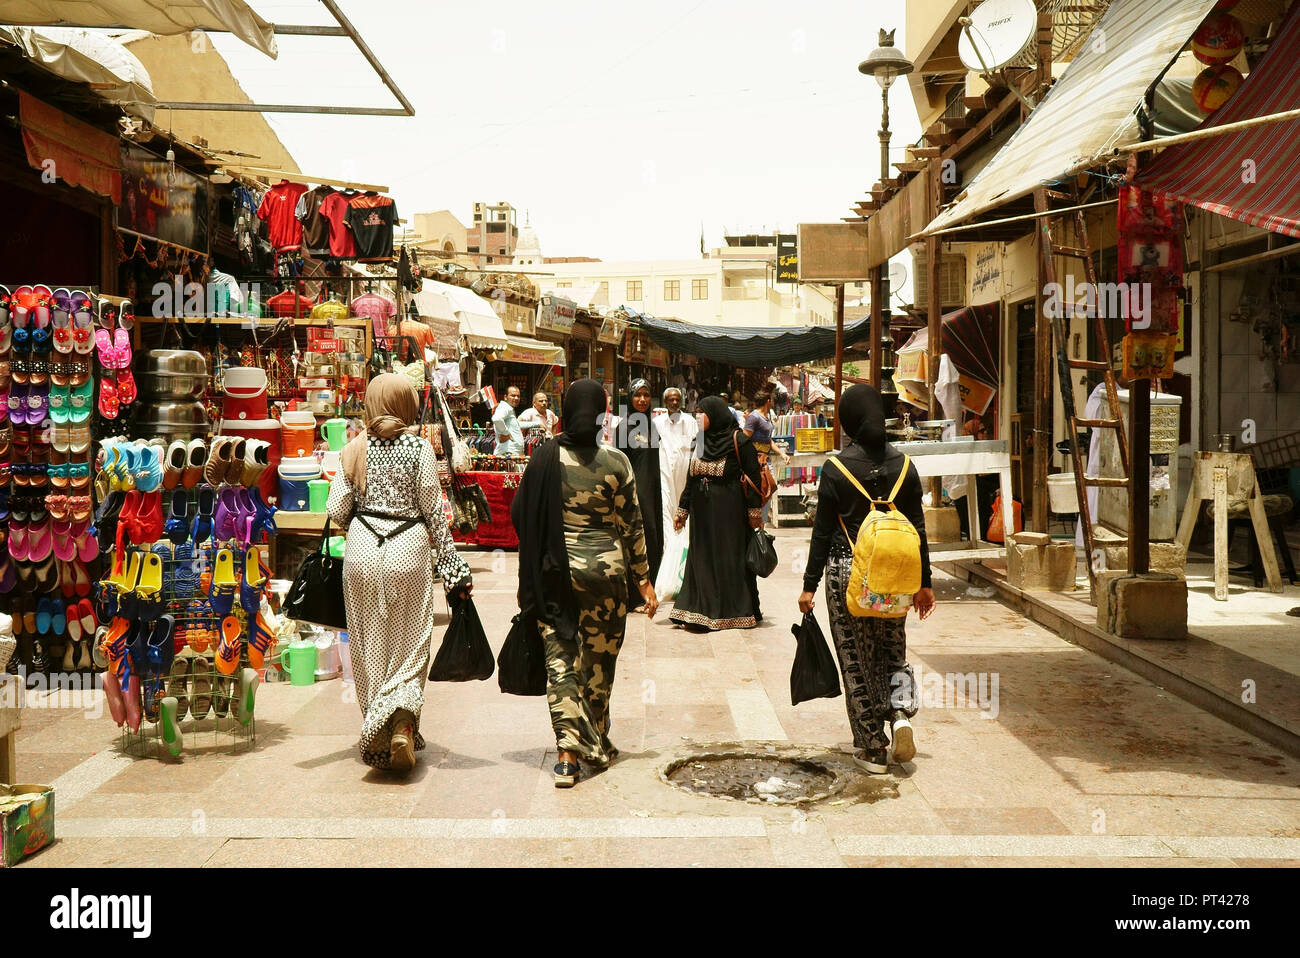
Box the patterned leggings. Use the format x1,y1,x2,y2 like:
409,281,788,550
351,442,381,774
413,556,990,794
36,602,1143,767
824,550,918,751
539,574,628,766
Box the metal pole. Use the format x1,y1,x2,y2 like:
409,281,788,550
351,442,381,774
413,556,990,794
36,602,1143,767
879,85,891,187
834,284,845,449
869,266,883,389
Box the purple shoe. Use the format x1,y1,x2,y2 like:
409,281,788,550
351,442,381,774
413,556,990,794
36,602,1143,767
24,386,48,425
213,487,240,541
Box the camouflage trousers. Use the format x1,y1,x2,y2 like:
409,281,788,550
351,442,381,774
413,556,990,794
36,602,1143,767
539,571,628,767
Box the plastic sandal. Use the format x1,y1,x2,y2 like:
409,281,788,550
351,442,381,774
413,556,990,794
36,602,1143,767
247,613,276,671
231,667,258,727
134,442,163,493
214,486,240,541
241,545,266,614
190,654,213,716
183,438,206,489
191,485,216,543
209,548,237,616
68,378,94,423
159,696,182,755
224,438,247,485
52,519,77,561
166,656,190,718
27,518,53,562
97,374,120,419
215,615,242,676
164,489,190,545
204,436,232,487
163,440,187,490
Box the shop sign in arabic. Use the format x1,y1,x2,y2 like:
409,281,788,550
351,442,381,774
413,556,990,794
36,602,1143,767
119,144,209,253
537,294,577,334
776,233,798,284
970,243,1001,300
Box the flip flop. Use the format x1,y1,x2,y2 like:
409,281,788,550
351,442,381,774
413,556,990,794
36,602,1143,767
159,696,182,756
215,615,242,676
247,611,276,671
232,667,259,727
97,375,120,419
209,548,237,615
189,654,213,718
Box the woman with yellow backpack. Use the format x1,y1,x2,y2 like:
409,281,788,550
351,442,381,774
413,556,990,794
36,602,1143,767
797,384,934,774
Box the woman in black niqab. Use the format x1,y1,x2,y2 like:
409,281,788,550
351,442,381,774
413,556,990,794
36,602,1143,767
616,379,663,608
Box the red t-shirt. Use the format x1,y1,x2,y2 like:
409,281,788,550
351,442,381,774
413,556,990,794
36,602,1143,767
265,290,316,318
256,181,308,251
319,191,358,258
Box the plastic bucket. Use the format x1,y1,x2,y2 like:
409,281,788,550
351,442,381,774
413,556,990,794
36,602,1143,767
1048,474,1079,514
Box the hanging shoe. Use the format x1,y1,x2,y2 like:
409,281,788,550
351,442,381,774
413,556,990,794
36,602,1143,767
223,438,247,485
214,615,242,676
182,438,206,490
162,439,187,490
191,485,216,544
164,488,190,545
231,667,258,727
204,437,232,487
213,486,240,541
240,545,266,614
133,441,164,493
247,611,275,671
209,548,237,616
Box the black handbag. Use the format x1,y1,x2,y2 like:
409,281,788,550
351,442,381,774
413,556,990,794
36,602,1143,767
497,611,547,696
790,612,841,706
745,528,778,578
429,593,495,682
282,518,348,630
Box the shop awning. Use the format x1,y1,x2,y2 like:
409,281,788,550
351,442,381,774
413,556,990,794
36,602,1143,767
18,91,121,203
3,0,278,58
501,336,565,367
918,0,1220,237
636,315,873,367
1135,6,1300,239
460,312,508,350
418,279,508,349
1,26,156,120
896,304,1000,415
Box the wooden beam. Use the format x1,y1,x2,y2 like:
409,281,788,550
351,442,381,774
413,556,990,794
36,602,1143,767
927,158,943,503
912,146,941,159
940,89,1020,162
894,160,927,173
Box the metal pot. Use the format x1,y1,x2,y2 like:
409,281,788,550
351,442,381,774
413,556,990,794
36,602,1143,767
138,349,207,377
138,371,206,400
137,400,209,428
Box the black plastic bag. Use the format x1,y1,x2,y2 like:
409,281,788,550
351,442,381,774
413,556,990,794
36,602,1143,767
429,594,495,682
283,519,348,630
497,611,547,696
746,528,778,578
790,612,841,705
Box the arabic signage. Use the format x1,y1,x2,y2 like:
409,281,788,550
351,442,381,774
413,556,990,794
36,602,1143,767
119,144,209,254
598,312,630,345
776,234,798,284
537,294,578,334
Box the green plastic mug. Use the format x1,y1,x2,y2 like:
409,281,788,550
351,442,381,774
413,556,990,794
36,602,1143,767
308,479,330,513
281,641,318,686
321,418,348,452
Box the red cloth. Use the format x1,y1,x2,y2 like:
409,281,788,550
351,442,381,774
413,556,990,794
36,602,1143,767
19,92,121,204
265,290,316,318
319,191,358,258
257,181,308,251
449,472,519,549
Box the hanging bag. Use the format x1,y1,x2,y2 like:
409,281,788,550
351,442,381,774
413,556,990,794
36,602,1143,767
746,528,779,578
429,593,495,682
282,518,348,630
789,611,841,705
733,432,778,504
496,611,547,696
655,521,690,600
827,455,922,618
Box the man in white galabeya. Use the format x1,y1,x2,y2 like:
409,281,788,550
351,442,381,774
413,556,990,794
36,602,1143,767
654,386,698,539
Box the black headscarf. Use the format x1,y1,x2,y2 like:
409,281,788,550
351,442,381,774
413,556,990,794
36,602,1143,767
697,394,742,460
512,379,608,638
616,378,663,602
838,383,887,464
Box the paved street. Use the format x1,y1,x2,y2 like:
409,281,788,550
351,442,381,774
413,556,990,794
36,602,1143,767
16,529,1300,868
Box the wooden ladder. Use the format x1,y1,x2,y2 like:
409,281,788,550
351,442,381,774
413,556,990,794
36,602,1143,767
1034,187,1131,596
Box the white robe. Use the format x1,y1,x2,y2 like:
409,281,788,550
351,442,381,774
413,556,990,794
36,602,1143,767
1076,382,1108,549
654,410,699,535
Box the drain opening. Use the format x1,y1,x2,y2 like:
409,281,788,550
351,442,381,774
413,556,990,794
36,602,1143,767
664,753,840,804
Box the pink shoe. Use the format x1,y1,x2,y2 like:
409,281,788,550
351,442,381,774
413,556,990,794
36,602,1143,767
78,531,98,564
52,519,78,561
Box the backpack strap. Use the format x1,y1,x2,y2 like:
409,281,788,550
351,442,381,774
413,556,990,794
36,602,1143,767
827,457,871,542
885,455,911,503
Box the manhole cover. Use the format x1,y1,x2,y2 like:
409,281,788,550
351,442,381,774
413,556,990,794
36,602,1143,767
662,751,842,805
1287,607,1300,618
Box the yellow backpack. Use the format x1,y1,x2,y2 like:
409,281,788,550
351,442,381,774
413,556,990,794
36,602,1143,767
827,455,922,618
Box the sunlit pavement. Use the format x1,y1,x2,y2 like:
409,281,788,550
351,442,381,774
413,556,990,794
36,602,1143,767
15,529,1300,867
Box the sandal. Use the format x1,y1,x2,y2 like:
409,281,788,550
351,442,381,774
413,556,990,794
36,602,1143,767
215,615,242,676
183,438,206,489
191,485,216,544
209,548,237,615
190,654,214,718
204,437,233,487
163,439,187,490
231,667,258,727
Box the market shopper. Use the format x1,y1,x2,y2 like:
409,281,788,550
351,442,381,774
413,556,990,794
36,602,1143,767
797,383,932,774
492,385,525,455
743,390,790,528
615,379,664,610
517,391,559,437
655,386,698,541
327,374,472,774
512,379,656,788
669,395,764,631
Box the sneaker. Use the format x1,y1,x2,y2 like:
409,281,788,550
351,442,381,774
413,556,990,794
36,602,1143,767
553,761,580,788
891,716,916,764
390,710,416,772
852,748,889,775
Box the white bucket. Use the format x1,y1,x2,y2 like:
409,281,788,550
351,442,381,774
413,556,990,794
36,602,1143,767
1048,474,1079,514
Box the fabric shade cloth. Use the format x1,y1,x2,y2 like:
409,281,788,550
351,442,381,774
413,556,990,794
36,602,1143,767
918,0,1220,236
896,304,1001,416
636,315,873,367
417,279,508,349
1136,4,1300,238
3,0,278,58
18,91,122,204
1,26,156,120
450,472,519,548
501,336,565,366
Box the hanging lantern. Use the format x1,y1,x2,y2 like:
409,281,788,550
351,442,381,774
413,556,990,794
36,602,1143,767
1192,64,1244,112
1193,12,1245,64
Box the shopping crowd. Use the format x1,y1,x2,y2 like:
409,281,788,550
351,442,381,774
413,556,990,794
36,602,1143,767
331,375,933,785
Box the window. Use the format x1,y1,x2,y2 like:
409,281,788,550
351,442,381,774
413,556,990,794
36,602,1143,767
556,282,571,288
467,245,479,253
663,280,680,301
627,280,642,301
692,279,708,300
597,281,608,297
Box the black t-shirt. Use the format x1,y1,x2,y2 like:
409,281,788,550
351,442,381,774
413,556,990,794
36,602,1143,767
345,194,398,261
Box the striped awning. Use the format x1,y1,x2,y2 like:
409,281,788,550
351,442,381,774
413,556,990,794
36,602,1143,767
1136,6,1300,238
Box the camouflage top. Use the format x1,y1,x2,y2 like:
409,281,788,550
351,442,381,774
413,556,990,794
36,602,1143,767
557,444,651,587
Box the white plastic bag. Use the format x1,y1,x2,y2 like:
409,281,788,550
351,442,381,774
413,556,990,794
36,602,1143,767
655,522,689,601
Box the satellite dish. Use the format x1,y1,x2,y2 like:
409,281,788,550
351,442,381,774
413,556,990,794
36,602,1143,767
888,260,908,290
958,0,1038,72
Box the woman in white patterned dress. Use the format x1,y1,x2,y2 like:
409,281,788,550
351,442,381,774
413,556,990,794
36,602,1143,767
327,374,471,772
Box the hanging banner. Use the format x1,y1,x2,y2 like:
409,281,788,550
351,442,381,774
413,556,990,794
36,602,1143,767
119,143,209,254
776,233,798,284
537,294,578,334
598,312,630,345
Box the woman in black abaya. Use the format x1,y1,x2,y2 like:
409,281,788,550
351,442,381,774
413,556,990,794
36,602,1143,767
669,395,764,631
616,379,663,610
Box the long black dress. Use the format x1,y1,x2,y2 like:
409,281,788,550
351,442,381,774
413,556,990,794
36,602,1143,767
669,438,764,630
617,412,663,609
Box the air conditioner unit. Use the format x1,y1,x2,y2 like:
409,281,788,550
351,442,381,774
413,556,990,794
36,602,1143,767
910,243,967,309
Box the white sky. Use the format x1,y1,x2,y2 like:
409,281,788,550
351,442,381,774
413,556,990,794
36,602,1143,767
212,0,920,262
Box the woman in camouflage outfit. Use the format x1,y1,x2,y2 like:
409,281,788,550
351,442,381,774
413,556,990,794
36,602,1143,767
513,379,658,788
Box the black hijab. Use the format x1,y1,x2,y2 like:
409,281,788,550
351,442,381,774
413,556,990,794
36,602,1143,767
838,383,887,464
512,379,608,638
698,394,743,460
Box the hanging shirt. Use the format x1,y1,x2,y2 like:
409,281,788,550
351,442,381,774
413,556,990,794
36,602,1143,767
319,190,359,258
346,193,398,261
256,180,308,251
310,299,349,321
296,186,336,256
351,291,397,340
265,289,316,318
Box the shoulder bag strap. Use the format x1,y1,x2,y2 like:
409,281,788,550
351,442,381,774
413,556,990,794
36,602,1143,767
733,431,763,498
885,454,911,503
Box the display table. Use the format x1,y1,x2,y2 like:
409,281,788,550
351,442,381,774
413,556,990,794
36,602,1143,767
451,471,520,549
787,439,1014,547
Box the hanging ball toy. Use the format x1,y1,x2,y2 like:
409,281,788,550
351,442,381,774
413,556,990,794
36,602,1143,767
1193,12,1245,64
1193,64,1244,112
